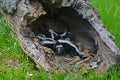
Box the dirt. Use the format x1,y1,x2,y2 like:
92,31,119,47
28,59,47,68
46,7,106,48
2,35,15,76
43,45,101,72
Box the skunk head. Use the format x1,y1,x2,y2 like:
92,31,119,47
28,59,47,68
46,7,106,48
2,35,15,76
55,44,64,55
53,41,65,55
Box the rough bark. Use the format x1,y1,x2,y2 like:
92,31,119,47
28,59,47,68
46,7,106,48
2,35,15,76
0,0,120,71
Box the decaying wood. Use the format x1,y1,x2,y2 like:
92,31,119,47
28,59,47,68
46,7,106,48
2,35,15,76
0,0,120,71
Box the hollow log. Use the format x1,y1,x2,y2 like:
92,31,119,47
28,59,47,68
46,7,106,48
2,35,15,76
0,0,120,71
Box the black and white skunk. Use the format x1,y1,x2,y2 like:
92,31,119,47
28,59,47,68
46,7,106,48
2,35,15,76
36,30,84,57
55,39,84,57
54,44,65,55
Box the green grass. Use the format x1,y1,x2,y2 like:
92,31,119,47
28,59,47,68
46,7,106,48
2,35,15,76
0,0,120,80
92,0,120,47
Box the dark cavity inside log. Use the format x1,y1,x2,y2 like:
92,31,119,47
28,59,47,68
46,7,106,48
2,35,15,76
30,7,97,53
28,6,102,71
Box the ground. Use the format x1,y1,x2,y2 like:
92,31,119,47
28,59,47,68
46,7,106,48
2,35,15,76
0,0,120,80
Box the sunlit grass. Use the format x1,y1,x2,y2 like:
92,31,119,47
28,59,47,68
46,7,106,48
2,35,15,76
92,0,120,47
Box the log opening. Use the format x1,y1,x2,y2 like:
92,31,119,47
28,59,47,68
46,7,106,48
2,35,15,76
30,7,97,53
29,6,101,71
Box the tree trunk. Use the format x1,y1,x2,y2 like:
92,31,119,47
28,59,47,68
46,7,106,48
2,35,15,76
0,0,120,71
